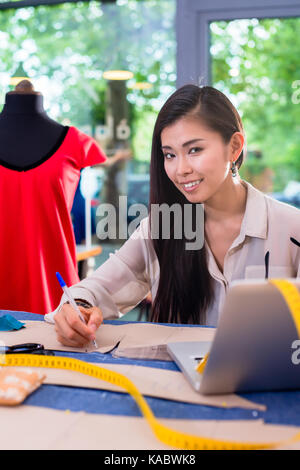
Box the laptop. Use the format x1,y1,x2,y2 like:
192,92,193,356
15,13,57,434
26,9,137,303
167,278,300,395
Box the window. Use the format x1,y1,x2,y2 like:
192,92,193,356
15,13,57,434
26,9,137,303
210,17,300,196
0,0,176,161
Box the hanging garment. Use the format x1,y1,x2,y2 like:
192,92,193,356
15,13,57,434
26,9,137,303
0,126,106,314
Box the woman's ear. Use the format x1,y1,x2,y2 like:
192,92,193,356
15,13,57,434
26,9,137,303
230,132,244,161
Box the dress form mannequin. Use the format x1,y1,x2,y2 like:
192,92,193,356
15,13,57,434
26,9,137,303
0,80,66,169
0,79,132,314
0,79,108,314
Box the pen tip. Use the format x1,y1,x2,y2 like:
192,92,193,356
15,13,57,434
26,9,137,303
56,272,66,288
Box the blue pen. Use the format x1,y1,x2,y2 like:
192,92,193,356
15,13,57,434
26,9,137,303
56,272,98,348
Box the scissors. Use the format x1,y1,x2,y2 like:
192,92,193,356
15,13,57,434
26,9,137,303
0,343,55,356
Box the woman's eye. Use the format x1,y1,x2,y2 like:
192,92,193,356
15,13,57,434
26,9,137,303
163,152,175,159
189,147,203,154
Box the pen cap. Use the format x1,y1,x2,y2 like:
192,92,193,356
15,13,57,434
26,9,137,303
56,272,66,288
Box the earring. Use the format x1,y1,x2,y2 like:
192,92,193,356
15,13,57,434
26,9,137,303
231,161,237,177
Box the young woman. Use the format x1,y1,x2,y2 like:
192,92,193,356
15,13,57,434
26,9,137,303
49,84,300,347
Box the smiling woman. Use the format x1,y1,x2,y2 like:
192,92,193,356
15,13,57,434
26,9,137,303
149,85,248,323
50,84,300,347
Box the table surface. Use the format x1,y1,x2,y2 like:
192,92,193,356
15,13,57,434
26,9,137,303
2,310,300,428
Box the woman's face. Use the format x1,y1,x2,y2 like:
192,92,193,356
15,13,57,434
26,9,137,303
161,116,241,204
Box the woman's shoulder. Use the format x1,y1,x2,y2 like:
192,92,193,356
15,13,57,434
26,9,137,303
245,180,299,217
265,191,300,216
264,191,300,231
244,180,299,238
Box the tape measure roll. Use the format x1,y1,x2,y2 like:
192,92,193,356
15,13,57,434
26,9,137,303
1,279,300,450
269,279,300,337
196,279,300,375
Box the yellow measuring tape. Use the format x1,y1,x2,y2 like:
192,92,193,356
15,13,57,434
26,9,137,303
1,279,300,450
1,353,286,450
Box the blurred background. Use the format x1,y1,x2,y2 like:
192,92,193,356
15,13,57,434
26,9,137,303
0,0,299,318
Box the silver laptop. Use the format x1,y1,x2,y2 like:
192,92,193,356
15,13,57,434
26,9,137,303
167,278,300,395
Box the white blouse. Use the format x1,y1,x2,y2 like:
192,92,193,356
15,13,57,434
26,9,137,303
45,181,300,327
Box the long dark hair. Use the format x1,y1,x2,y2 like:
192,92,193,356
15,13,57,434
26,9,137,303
149,84,245,324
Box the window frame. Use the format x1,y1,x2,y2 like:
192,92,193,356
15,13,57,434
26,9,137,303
176,0,300,87
0,0,114,10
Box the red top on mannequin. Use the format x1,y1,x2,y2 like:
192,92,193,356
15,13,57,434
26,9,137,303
0,81,106,314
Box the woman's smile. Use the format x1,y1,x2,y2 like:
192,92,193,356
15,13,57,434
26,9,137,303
179,178,204,192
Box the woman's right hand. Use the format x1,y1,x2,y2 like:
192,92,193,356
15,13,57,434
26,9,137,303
54,303,103,348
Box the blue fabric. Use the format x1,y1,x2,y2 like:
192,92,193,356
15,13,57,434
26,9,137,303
71,181,96,244
0,313,24,331
2,310,300,427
